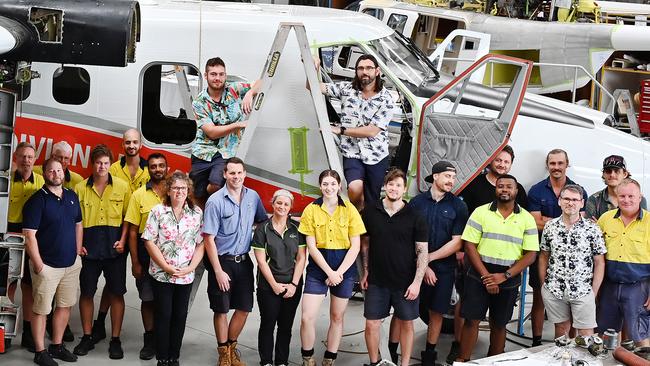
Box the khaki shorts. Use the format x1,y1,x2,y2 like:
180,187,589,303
542,285,598,330
30,257,82,315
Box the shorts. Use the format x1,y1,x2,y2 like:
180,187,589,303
303,273,355,299
30,257,82,315
190,154,227,198
528,253,542,289
460,268,519,327
420,269,455,314
364,283,419,321
135,273,155,302
205,255,254,314
79,254,128,297
342,156,389,208
542,286,597,329
597,280,650,342
455,259,467,297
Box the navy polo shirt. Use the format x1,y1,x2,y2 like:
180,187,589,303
22,186,82,268
527,176,588,222
409,190,468,273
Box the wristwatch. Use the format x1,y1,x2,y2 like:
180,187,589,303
339,126,347,136
504,271,512,279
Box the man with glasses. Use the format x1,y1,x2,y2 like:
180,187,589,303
538,185,606,339
315,53,394,210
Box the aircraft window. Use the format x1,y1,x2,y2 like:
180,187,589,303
387,14,408,34
52,67,90,105
362,8,384,20
140,63,200,146
29,7,63,43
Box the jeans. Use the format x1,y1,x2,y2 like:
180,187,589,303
257,284,302,365
153,280,192,360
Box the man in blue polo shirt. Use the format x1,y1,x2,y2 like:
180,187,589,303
406,161,468,366
527,148,588,346
23,158,83,366
203,157,267,366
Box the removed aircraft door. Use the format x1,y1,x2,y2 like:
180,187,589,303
429,30,491,82
416,54,532,193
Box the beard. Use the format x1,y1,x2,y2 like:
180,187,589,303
385,194,401,202
360,75,375,87
45,177,63,187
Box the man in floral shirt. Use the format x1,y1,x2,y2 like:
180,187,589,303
190,57,261,204
317,54,394,210
539,184,606,338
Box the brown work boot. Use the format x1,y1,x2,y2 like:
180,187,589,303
302,356,316,366
217,345,231,366
322,358,335,366
229,341,245,366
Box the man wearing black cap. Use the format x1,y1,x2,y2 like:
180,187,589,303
586,155,647,220
399,161,468,366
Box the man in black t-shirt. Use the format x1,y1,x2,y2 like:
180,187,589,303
360,168,429,366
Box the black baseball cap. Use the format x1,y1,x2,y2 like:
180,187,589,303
425,161,456,183
602,155,626,170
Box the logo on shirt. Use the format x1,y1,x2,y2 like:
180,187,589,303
289,233,297,239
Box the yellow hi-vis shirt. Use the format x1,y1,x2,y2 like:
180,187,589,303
462,201,539,266
109,156,150,193
33,165,84,190
124,182,162,234
8,170,45,224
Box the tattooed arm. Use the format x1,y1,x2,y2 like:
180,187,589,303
360,235,370,290
404,241,429,300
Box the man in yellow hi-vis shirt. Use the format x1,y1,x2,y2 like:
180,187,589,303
33,141,84,190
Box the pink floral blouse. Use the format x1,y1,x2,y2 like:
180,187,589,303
142,203,203,284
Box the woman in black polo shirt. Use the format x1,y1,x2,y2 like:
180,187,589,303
252,189,307,366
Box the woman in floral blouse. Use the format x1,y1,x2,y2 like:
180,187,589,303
142,172,204,366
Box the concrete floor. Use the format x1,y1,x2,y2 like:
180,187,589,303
1,261,554,365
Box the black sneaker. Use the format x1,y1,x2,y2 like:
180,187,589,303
22,330,36,353
34,350,59,366
48,343,78,362
156,360,169,366
169,359,179,366
139,332,155,360
109,338,124,359
91,320,106,344
63,325,75,343
73,335,95,356
446,341,460,365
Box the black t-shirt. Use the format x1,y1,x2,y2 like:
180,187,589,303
362,201,429,290
460,173,528,215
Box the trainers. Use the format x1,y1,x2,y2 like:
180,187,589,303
228,341,245,366
217,345,231,366
91,320,106,344
156,360,169,366
48,344,78,362
446,341,460,365
302,356,316,366
139,332,155,360
22,329,36,353
420,350,437,366
73,335,95,356
169,359,179,366
63,325,75,343
322,358,335,366
34,349,59,366
109,338,124,359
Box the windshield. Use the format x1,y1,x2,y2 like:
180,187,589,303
365,33,439,98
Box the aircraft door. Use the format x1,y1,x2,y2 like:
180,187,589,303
429,30,491,82
0,90,16,233
416,54,531,193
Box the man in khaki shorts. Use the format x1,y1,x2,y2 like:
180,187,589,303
538,184,606,338
23,158,84,366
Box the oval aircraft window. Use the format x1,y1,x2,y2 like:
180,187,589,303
52,66,90,105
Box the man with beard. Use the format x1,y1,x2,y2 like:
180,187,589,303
360,168,429,366
34,141,84,190
190,57,260,206
110,129,150,193
124,153,169,360
586,155,647,220
527,149,588,347
23,158,83,366
403,161,468,366
316,54,394,210
457,175,538,361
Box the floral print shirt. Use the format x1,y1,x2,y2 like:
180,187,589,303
540,217,607,300
325,82,394,165
142,203,203,284
191,82,251,161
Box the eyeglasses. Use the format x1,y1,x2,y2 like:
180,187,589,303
560,197,582,203
356,66,376,72
170,186,188,192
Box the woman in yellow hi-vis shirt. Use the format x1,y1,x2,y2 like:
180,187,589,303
298,170,366,366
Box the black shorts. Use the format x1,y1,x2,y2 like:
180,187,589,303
205,255,254,314
528,254,541,289
364,283,419,321
460,267,519,327
190,154,227,198
420,269,455,314
342,156,389,208
80,254,128,297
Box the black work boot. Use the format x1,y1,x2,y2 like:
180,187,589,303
139,331,155,360
420,350,437,366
